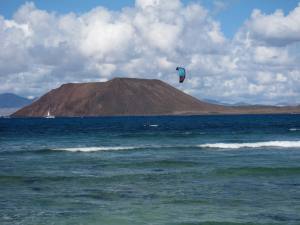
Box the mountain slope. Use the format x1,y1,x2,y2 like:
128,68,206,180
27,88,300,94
0,93,33,108
11,78,300,117
12,78,225,117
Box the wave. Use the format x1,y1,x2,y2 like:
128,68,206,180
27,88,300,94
52,144,195,152
47,141,300,153
289,128,300,131
52,146,140,152
199,141,300,149
1,145,186,154
143,124,159,127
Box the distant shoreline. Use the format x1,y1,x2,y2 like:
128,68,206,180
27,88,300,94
8,112,300,119
11,78,300,117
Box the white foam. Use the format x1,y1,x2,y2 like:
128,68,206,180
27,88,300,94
198,141,300,149
289,128,300,131
143,124,159,127
52,141,300,152
52,144,189,152
53,146,139,152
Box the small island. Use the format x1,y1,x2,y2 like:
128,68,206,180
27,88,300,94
12,78,300,117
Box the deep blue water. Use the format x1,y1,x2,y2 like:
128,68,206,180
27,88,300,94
1,115,300,225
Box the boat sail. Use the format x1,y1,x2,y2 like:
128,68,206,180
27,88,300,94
45,109,55,119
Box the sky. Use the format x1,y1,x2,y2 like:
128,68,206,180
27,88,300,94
0,0,300,104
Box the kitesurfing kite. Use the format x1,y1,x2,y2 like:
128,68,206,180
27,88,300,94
176,67,186,83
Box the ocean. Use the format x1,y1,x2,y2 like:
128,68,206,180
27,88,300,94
1,115,300,225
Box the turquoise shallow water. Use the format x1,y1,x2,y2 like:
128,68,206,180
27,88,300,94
1,115,300,225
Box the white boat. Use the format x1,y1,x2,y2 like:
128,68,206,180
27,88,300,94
45,110,55,119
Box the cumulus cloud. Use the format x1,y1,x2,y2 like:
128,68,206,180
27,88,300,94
0,0,300,105
224,3,300,104
247,4,300,46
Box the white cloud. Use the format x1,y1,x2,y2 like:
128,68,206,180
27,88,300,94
254,46,290,65
247,5,300,46
0,1,300,105
136,0,181,11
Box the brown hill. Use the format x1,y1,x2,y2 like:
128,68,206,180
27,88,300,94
12,78,300,117
12,78,226,117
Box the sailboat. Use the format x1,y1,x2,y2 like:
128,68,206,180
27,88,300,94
45,110,55,119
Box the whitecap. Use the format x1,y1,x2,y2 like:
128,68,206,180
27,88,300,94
52,144,191,152
198,141,300,149
52,141,300,152
53,146,139,152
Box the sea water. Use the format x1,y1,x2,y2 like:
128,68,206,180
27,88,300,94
1,115,300,225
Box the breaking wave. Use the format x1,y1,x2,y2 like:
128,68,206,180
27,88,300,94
289,128,300,131
143,124,159,127
198,141,300,149
53,146,140,152
52,145,178,152
50,141,300,153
